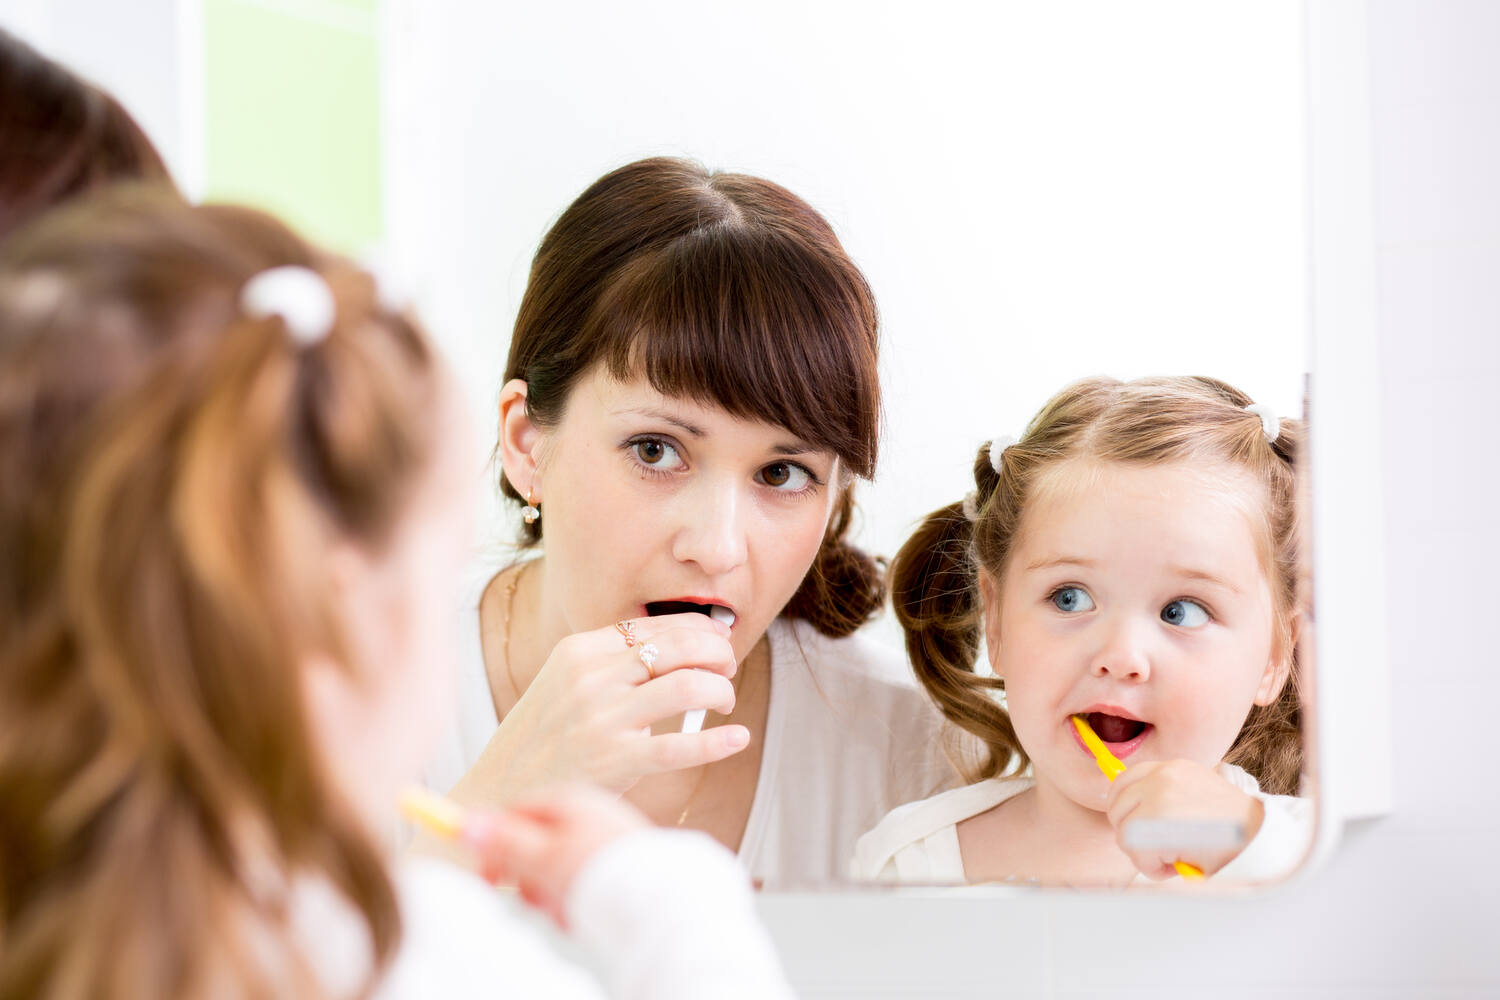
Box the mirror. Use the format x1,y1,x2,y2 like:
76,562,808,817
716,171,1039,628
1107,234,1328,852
378,0,1319,890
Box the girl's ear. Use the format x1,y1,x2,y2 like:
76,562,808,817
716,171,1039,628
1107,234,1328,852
978,570,1003,678
1253,608,1300,706
496,379,543,499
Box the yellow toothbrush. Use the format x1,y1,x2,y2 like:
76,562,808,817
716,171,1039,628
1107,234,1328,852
1071,715,1204,880
399,786,469,841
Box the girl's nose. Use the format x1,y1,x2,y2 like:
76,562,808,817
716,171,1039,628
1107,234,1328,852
671,478,749,577
1089,617,1153,683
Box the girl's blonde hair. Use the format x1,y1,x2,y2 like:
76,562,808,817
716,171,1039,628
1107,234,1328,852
0,190,441,998
890,376,1306,795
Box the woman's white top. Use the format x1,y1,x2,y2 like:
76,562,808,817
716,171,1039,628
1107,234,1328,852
421,566,958,888
851,763,1314,885
299,829,794,999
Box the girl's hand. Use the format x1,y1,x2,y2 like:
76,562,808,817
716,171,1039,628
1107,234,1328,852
1104,759,1265,880
458,613,748,805
465,785,649,928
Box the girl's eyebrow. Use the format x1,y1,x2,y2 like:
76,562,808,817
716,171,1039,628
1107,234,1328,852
1024,555,1097,572
1168,566,1242,595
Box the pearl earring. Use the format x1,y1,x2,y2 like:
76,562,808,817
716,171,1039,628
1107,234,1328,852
522,486,540,525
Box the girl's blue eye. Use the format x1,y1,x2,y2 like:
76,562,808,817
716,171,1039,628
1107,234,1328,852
757,461,812,492
1050,587,1094,613
1161,599,1210,628
632,438,684,470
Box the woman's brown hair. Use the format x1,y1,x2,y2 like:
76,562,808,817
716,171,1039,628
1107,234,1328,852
891,376,1306,795
0,27,174,240
0,189,441,998
502,156,883,637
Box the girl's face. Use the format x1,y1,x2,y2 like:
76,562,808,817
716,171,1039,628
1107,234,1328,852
530,367,842,661
984,460,1290,811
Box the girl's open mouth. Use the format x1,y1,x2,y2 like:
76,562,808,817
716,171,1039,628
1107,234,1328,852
1071,711,1153,758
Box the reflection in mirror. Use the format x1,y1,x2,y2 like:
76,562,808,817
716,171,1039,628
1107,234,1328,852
381,0,1315,890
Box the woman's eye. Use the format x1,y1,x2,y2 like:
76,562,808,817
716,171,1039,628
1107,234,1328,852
1161,599,1210,628
632,438,684,469
757,461,812,492
1050,587,1095,613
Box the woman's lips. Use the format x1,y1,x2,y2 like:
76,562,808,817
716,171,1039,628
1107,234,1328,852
1069,717,1154,760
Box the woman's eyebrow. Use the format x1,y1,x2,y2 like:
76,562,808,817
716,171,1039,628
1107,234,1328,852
616,406,706,437
772,440,822,456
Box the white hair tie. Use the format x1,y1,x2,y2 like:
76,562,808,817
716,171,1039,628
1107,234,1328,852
1243,403,1281,444
988,434,1018,474
240,266,336,345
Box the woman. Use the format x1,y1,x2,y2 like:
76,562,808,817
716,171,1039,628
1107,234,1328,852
0,27,174,239
425,157,956,886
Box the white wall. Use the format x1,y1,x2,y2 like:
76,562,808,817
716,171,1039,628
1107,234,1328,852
381,0,1309,590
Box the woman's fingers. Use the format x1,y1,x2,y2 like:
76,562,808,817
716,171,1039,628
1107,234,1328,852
623,666,737,726
614,617,737,681
642,726,752,773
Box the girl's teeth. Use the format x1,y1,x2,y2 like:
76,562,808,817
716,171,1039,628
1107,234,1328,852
709,606,736,627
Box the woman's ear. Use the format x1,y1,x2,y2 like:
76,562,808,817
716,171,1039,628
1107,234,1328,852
1254,608,1300,706
978,569,1003,678
497,379,543,499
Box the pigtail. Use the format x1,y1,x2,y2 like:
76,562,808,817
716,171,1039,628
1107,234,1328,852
782,488,885,638
1224,413,1307,795
891,444,1025,781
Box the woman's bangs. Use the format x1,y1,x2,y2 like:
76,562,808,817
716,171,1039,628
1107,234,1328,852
591,228,879,477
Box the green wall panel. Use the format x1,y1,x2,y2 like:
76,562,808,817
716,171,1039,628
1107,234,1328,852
202,0,381,252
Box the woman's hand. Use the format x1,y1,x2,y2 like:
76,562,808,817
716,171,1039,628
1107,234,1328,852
1105,759,1265,880
454,613,748,807
465,785,649,928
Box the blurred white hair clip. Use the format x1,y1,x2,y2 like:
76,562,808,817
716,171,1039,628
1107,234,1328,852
1243,403,1281,444
961,490,981,522
240,265,336,345
988,434,1018,474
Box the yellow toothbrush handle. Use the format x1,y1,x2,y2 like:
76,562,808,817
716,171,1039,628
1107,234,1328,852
399,786,468,840
1071,714,1127,781
1072,717,1206,881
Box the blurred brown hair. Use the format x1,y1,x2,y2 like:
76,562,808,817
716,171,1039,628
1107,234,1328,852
0,27,174,241
891,376,1307,795
503,156,884,637
0,189,441,998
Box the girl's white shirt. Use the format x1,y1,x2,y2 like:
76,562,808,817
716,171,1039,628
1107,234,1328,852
295,829,795,999
420,561,959,888
851,762,1314,885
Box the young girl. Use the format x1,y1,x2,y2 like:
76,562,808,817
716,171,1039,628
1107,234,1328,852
853,376,1313,886
0,190,792,998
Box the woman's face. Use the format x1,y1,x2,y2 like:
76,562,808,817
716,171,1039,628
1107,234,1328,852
532,366,842,659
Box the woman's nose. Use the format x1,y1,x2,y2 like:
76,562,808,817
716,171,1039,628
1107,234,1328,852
1089,616,1153,683
671,479,749,577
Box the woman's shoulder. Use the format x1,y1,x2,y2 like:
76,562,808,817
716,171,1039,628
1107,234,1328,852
851,777,1032,883
768,615,920,694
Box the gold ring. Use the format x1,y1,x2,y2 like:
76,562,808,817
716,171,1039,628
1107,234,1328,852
614,619,637,648
638,642,660,680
